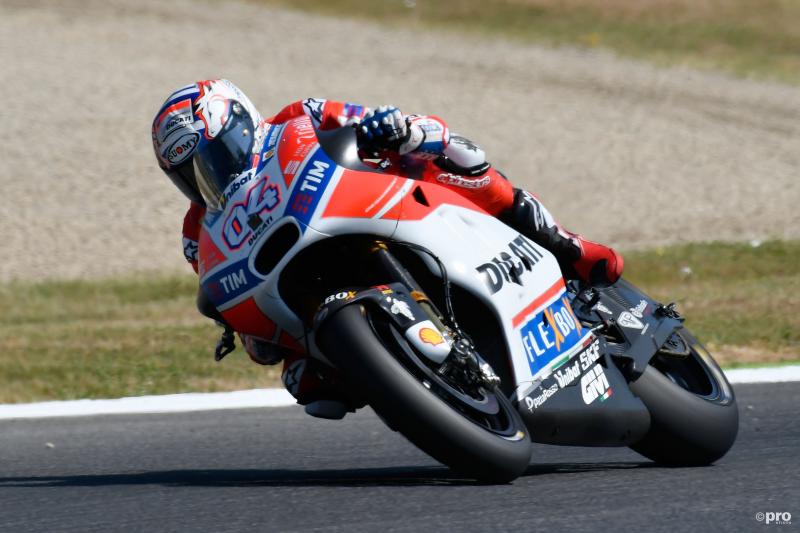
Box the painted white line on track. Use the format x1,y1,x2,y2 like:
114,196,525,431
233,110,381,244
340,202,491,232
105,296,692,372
723,365,800,384
0,389,296,420
0,365,797,421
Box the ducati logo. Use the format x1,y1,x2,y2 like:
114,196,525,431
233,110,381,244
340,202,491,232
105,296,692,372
476,235,544,294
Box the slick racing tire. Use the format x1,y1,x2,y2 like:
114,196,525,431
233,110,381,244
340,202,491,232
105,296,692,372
629,329,739,465
317,304,532,483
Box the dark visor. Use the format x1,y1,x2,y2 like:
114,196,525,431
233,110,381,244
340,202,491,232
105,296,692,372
194,103,255,210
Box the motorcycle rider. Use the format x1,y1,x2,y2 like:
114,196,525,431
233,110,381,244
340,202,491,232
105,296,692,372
152,79,623,419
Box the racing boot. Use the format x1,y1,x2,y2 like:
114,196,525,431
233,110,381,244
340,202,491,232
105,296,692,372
503,189,623,285
240,334,286,366
281,353,364,420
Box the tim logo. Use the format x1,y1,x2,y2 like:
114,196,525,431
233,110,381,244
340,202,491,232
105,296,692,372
298,161,330,192
220,268,247,295
286,152,336,228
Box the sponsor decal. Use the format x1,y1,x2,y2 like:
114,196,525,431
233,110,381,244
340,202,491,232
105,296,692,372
162,113,192,135
523,339,603,411
153,98,193,144
630,299,647,318
246,215,274,246
373,284,393,295
302,98,325,125
221,173,254,208
580,364,613,404
220,268,248,294
201,259,259,305
267,124,281,149
283,160,301,176
286,151,336,228
594,302,613,315
520,295,583,375
436,173,491,189
618,311,644,330
450,135,480,152
343,103,364,118
389,298,415,321
182,237,199,263
419,121,443,134
165,131,199,165
405,320,451,364
324,291,356,304
578,339,602,371
419,327,445,346
299,160,330,192
282,359,306,396
553,360,582,388
524,383,559,412
476,235,544,294
293,141,315,159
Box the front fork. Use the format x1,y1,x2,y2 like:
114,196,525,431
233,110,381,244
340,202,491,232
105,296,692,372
369,242,447,330
367,241,501,389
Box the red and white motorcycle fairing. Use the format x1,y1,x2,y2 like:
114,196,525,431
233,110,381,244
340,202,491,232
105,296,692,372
198,115,593,402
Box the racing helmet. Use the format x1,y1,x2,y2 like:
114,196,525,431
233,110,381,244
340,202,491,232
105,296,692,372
152,79,263,210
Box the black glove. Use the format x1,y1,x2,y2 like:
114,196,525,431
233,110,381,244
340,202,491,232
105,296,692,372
356,105,410,153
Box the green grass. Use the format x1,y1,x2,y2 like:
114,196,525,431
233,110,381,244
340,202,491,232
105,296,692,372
623,240,800,365
0,276,280,403
0,240,797,403
254,0,800,84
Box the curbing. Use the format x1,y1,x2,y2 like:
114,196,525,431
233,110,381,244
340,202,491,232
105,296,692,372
0,388,296,420
0,365,798,421
721,364,800,385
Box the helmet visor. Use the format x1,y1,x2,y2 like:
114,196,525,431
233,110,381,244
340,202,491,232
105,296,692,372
194,103,255,210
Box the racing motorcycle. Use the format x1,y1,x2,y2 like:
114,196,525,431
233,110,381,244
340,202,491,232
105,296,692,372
198,115,739,482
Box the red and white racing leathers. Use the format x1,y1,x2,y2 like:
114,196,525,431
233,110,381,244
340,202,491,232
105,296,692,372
181,98,623,403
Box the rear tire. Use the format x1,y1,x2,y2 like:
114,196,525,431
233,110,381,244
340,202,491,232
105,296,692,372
629,329,738,465
317,304,532,483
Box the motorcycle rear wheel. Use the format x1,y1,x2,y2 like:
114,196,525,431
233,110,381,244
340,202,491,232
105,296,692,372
317,304,532,483
629,328,739,465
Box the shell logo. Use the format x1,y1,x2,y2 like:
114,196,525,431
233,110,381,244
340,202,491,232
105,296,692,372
419,327,445,346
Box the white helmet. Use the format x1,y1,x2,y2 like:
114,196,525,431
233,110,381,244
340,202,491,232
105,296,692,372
152,79,263,209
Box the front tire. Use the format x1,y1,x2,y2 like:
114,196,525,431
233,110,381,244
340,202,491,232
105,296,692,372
317,304,532,483
629,329,739,465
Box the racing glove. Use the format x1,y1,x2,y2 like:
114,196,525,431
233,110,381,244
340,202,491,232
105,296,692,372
357,105,424,155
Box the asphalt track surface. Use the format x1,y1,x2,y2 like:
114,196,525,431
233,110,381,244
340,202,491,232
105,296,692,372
1,383,797,532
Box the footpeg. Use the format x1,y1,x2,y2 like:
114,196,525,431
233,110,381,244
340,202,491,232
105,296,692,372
215,327,236,361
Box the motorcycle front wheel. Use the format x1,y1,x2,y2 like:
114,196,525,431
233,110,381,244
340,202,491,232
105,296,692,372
316,304,532,483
